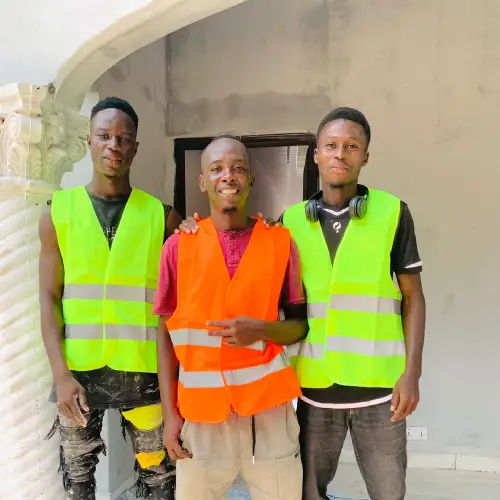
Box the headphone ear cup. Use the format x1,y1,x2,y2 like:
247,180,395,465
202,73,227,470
305,200,320,222
349,196,368,220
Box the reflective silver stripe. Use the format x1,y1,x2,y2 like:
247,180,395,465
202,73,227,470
327,336,405,357
179,353,289,389
286,341,324,359
169,328,265,351
330,295,401,315
224,353,289,386
65,324,156,341
63,284,156,304
179,368,225,388
307,303,328,319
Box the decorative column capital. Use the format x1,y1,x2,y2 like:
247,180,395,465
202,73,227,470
0,83,88,199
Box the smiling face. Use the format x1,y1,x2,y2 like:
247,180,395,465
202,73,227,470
199,138,254,214
88,108,138,179
315,118,369,189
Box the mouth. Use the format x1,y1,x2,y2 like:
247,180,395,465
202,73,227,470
330,163,349,173
218,187,240,197
103,157,123,167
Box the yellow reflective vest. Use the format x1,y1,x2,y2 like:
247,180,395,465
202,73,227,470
283,189,405,388
51,187,164,373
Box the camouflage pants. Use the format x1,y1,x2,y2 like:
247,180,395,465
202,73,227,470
49,405,175,499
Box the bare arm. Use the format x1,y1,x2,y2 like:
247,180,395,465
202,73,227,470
39,207,68,381
165,208,183,239
157,315,191,459
398,272,426,378
39,206,88,425
391,272,426,421
157,315,179,415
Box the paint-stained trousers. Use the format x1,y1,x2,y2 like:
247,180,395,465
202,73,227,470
50,404,175,500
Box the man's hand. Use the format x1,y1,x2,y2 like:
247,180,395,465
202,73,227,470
163,409,192,460
175,213,280,235
257,213,282,229
391,370,420,422
175,213,201,235
56,374,89,427
207,316,267,347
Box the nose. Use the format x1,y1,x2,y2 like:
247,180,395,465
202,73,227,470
107,136,120,151
334,144,347,160
220,167,236,182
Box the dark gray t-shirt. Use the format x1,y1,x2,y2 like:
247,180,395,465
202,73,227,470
49,189,171,409
282,188,422,405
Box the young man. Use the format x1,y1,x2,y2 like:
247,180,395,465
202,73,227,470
283,107,426,500
178,109,426,500
39,97,181,500
153,136,308,500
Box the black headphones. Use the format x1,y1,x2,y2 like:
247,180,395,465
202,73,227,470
305,185,369,223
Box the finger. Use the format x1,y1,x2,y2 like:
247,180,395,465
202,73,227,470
78,391,89,412
257,212,263,219
174,229,179,234
391,398,409,422
170,440,191,460
194,213,201,222
206,320,231,328
59,403,75,424
391,390,400,413
70,397,87,427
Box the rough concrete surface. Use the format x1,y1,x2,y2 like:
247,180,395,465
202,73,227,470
118,463,500,499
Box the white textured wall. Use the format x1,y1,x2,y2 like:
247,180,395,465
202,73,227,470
164,0,500,459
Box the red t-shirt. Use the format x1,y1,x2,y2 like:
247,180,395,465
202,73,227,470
153,228,305,316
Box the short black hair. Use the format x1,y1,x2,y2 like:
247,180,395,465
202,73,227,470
90,97,139,130
316,107,371,147
209,134,245,146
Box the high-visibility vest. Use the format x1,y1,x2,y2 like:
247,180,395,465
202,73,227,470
166,218,301,423
51,187,165,373
283,189,405,389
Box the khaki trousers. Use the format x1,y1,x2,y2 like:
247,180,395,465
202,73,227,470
176,402,302,500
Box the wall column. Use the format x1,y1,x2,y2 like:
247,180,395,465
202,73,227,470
0,83,87,499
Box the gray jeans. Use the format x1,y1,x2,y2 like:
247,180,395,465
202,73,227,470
297,399,407,500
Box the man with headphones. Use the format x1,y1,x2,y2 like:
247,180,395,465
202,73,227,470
281,107,425,500
176,107,425,500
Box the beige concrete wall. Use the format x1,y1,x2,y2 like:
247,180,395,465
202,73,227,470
165,0,500,458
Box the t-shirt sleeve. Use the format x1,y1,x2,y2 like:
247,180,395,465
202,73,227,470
152,233,179,316
391,201,422,274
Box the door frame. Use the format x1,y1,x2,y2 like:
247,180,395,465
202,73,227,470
173,133,318,218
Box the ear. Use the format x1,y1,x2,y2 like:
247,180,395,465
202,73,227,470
249,172,255,191
314,148,319,164
87,135,91,148
134,141,139,156
198,173,207,193
362,151,370,167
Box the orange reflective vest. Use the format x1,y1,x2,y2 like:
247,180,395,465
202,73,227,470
166,218,301,423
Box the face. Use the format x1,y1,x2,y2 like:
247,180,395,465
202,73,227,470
199,139,254,213
315,119,369,189
88,108,138,179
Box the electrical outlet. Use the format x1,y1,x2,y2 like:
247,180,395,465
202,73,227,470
407,426,427,441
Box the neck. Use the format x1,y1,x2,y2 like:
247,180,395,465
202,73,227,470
87,174,131,199
322,182,358,209
210,206,250,231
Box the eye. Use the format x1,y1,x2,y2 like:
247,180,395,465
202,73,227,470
326,142,336,149
98,133,109,140
348,144,358,149
120,137,132,143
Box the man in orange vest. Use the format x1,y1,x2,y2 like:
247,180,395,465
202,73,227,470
153,136,308,500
